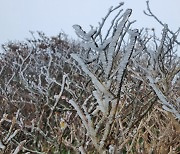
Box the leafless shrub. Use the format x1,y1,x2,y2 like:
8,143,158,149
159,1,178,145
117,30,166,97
0,1,179,154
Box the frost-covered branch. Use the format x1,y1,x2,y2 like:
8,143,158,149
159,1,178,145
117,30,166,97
106,9,132,77
144,0,180,45
147,75,180,120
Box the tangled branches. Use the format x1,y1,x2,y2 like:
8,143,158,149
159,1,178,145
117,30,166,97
0,2,180,154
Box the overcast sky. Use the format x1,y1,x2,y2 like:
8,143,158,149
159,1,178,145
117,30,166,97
0,0,180,55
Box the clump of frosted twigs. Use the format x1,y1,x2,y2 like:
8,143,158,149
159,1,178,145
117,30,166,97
0,1,180,153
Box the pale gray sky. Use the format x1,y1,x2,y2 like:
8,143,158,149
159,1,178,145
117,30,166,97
0,0,180,54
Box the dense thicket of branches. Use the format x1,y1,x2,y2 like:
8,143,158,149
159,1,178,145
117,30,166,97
0,2,180,154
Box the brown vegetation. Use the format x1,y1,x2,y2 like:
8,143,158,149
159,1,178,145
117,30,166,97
0,2,180,154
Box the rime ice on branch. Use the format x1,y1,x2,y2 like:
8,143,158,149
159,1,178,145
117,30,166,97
70,2,180,153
